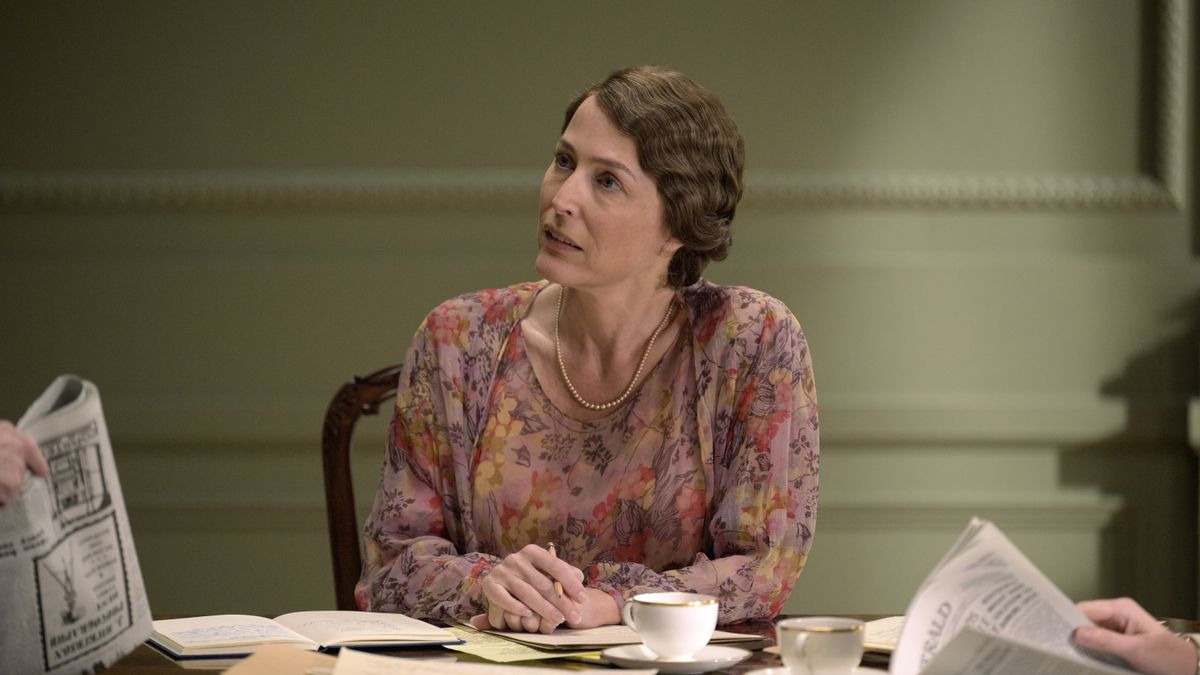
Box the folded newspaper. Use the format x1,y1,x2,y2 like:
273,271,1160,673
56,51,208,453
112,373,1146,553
1,376,152,674
890,517,1134,675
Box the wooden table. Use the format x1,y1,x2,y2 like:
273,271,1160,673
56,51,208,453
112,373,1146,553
106,640,794,674
99,616,1200,674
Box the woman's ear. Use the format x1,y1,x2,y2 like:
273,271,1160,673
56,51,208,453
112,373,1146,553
658,236,683,259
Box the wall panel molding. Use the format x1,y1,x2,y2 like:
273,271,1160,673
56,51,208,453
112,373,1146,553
821,394,1129,445
129,494,1122,533
817,495,1123,531
107,393,1132,446
0,1,1188,213
1189,398,1200,452
0,168,1182,212
1157,0,1190,207
131,504,325,533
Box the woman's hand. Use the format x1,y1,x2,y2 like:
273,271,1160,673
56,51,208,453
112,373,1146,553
569,587,620,628
468,544,596,633
1074,597,1197,675
0,421,48,507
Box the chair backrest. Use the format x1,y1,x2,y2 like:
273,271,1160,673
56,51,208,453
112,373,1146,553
321,364,403,611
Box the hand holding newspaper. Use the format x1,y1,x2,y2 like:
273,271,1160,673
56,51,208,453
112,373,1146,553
890,517,1134,675
0,376,152,674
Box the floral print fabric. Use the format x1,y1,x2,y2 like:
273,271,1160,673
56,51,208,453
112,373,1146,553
357,280,819,625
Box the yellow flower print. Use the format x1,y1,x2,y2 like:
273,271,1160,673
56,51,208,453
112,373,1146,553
489,396,524,440
767,366,789,386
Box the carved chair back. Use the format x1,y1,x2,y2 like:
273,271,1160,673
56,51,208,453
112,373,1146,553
321,364,402,610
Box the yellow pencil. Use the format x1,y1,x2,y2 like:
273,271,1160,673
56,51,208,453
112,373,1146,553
547,542,564,598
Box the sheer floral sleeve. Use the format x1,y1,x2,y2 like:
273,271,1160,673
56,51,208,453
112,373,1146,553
582,292,819,624
354,313,499,622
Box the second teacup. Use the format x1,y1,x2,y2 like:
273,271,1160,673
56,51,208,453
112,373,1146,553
621,592,718,660
776,616,864,675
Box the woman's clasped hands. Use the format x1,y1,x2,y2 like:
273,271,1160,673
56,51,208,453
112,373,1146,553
470,544,619,633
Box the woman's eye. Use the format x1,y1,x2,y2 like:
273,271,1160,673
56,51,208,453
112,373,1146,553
597,174,622,191
554,153,573,170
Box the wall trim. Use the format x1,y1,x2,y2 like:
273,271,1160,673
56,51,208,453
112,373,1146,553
1158,0,1189,209
817,494,1123,531
1189,398,1200,453
129,494,1122,533
0,168,1182,212
747,171,1177,210
820,394,1130,445
106,394,1138,447
0,2,1188,213
131,504,327,533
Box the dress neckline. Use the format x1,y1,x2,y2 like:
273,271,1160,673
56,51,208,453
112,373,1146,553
510,319,688,427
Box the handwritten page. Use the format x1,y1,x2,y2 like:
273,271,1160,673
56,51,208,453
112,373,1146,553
864,615,906,652
331,648,655,675
275,611,454,645
154,615,312,648
442,626,599,663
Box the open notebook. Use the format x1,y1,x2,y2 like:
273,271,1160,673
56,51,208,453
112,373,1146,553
149,611,459,662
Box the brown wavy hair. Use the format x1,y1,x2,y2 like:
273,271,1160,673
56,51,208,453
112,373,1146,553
563,66,745,289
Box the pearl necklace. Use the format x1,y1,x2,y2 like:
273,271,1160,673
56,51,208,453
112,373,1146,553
554,285,676,411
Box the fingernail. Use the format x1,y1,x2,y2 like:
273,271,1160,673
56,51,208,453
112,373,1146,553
554,613,565,624
523,608,533,617
569,611,581,623
576,591,588,603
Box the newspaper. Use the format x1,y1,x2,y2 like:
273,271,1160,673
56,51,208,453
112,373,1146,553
1,376,152,674
890,518,1134,675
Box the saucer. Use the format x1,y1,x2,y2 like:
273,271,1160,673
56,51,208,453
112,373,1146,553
602,644,752,674
744,662,888,667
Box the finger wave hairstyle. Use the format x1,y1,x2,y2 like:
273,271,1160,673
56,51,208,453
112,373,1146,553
563,66,745,289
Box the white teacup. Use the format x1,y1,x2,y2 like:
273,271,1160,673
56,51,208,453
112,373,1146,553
776,617,864,675
621,592,718,660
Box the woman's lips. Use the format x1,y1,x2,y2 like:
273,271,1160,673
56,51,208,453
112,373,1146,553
545,228,583,251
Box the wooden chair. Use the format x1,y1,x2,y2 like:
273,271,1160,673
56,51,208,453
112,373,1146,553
321,364,403,610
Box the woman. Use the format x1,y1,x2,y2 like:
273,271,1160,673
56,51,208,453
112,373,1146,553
356,66,819,634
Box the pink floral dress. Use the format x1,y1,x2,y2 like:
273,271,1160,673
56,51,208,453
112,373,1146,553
357,280,819,625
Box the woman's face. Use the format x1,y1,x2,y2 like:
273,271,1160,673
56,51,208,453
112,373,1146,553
535,96,680,293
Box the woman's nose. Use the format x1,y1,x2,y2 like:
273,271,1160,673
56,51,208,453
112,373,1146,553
551,172,583,218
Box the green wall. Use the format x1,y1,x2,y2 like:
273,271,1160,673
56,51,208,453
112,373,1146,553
2,1,1197,618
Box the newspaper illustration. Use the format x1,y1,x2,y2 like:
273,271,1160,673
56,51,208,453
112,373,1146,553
890,517,1133,675
1,376,152,674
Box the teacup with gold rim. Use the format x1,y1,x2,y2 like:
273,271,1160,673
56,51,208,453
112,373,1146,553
621,592,719,660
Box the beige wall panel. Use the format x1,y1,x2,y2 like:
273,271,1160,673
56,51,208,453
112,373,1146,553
789,526,1111,615
135,527,332,616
